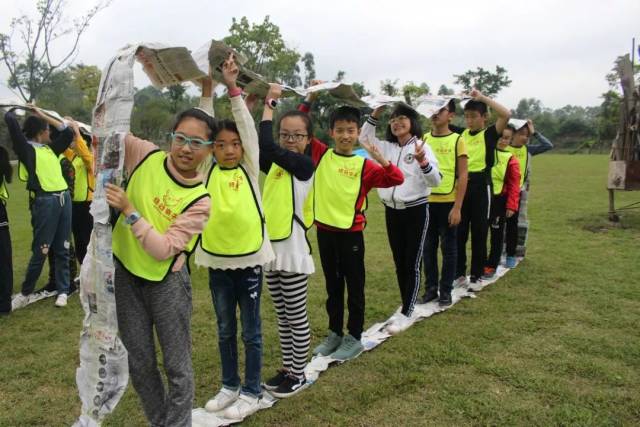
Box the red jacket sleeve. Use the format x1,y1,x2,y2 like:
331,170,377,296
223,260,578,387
310,138,328,167
361,160,404,193
504,156,521,211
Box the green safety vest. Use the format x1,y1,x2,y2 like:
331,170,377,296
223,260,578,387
18,145,68,192
506,145,528,188
263,164,314,241
200,164,264,257
314,149,365,230
71,155,91,202
491,149,513,195
0,180,8,201
112,151,209,282
424,132,460,195
462,129,487,173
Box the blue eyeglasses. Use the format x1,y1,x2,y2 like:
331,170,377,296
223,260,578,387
168,132,213,150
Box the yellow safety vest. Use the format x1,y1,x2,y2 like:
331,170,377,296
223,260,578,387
314,149,365,230
491,149,513,196
0,180,8,201
112,151,209,282
462,129,487,173
424,132,460,195
506,145,528,188
263,164,314,241
71,155,92,202
18,145,68,192
200,164,264,256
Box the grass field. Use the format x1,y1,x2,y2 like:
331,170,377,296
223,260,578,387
0,154,639,426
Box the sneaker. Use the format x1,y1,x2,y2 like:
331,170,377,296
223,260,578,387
506,256,517,268
12,293,29,310
453,276,469,288
205,387,239,412
263,369,288,391
418,288,438,304
312,331,342,356
438,292,452,307
223,393,261,420
481,267,496,280
270,373,307,398
386,313,413,335
330,334,364,361
55,293,68,307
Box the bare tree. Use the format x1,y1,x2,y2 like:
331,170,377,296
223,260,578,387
0,0,110,102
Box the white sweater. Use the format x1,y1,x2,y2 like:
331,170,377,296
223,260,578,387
360,117,441,209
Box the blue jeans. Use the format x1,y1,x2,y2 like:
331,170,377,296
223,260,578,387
22,191,72,295
209,267,263,397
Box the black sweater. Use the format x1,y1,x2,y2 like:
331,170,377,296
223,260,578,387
258,120,314,181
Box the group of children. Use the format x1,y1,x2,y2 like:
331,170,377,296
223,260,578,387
0,54,553,425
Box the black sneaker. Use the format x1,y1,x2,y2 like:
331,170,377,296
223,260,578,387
418,289,438,304
270,374,307,398
263,369,288,391
438,293,452,307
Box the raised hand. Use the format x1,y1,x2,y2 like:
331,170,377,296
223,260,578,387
372,105,386,119
414,141,428,164
360,136,389,167
266,83,283,101
221,53,239,89
527,119,535,135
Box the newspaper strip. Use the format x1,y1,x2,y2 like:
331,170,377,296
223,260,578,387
74,44,139,427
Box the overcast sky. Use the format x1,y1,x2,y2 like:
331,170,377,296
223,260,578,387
1,0,638,110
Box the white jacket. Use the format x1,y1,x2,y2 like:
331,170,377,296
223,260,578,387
360,117,441,209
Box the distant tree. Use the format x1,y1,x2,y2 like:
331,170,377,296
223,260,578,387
437,84,454,96
453,66,512,97
36,64,101,122
380,79,399,96
402,81,430,106
0,0,110,102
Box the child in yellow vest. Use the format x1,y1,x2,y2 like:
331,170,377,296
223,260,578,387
196,55,274,421
107,78,214,427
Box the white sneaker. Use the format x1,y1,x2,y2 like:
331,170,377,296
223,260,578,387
453,276,469,288
223,393,260,420
204,387,239,413
386,313,413,335
55,294,68,307
12,293,29,310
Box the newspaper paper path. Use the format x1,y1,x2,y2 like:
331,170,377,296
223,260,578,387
73,44,140,427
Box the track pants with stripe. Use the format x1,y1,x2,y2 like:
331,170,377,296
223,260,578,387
265,271,311,378
384,203,429,316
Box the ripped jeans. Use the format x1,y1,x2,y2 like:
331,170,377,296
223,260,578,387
22,190,72,295
209,266,263,397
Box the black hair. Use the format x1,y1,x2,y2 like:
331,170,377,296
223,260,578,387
277,110,314,139
464,99,488,115
0,145,12,184
329,106,361,129
385,104,423,143
503,124,516,133
172,108,218,140
213,119,240,140
447,99,456,114
23,115,49,140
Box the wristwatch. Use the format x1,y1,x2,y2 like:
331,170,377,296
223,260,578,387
265,98,278,109
125,211,142,225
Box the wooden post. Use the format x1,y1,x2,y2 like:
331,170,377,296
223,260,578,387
608,189,619,222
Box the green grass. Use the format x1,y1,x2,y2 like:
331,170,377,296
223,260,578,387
1,154,639,426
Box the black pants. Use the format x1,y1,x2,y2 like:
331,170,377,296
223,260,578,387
317,228,365,340
505,208,519,257
385,204,428,317
424,202,457,296
72,201,93,265
486,195,506,269
457,174,491,280
0,202,12,313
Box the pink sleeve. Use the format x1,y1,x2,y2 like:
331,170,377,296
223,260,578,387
124,134,159,176
130,196,211,261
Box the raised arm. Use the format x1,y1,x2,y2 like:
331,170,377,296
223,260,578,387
359,106,386,150
469,89,511,134
526,120,553,156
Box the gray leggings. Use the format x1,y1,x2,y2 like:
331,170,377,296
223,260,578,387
114,260,193,427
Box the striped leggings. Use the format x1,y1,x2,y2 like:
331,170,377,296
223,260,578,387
265,271,311,378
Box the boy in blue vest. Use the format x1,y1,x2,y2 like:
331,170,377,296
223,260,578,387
311,106,404,361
